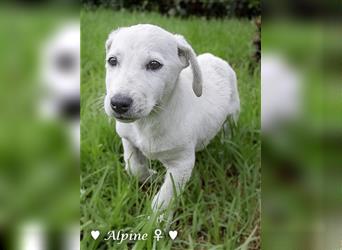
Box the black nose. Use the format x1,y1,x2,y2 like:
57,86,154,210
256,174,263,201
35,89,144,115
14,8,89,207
110,95,133,114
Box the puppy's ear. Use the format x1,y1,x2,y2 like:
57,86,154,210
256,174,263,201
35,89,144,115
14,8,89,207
175,34,202,97
105,28,122,53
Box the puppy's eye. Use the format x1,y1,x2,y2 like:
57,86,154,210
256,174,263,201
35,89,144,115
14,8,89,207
146,60,163,71
108,57,118,66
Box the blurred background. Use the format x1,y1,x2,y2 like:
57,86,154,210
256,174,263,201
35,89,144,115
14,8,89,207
0,2,79,250
262,0,342,249
0,0,341,249
81,0,260,19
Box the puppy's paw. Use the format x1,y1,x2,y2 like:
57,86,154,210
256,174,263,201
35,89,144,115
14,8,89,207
146,214,166,223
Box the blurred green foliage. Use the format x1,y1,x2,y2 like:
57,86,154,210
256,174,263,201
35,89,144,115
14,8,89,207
262,20,342,250
0,7,79,232
81,0,260,18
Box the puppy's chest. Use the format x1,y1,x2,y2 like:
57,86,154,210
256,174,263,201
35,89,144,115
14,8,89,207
130,133,176,160
118,125,183,160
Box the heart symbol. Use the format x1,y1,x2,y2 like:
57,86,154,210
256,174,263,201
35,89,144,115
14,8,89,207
168,230,178,240
91,230,100,240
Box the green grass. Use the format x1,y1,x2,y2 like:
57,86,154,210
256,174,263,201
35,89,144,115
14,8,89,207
81,9,260,249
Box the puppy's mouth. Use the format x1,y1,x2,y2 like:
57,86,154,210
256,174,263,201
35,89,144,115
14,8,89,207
113,114,138,123
108,102,152,122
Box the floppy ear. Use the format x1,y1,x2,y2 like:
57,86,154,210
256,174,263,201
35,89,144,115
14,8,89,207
105,28,122,53
174,34,203,97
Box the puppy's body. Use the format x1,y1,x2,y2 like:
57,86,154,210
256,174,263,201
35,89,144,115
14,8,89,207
104,24,240,210
117,53,239,158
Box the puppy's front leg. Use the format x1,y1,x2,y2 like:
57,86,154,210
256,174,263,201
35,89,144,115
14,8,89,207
152,150,195,211
122,138,155,182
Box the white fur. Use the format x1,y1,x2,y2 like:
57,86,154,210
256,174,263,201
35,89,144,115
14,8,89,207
104,24,240,211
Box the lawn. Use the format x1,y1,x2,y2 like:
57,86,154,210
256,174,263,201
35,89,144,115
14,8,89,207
81,8,260,250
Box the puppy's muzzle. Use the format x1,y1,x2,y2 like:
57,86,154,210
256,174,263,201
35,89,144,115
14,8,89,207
110,94,133,114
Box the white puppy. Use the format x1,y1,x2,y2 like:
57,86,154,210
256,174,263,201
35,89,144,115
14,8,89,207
104,24,240,211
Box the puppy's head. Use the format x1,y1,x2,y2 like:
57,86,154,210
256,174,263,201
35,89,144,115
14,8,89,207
104,24,202,123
